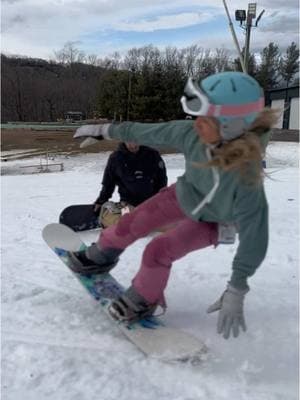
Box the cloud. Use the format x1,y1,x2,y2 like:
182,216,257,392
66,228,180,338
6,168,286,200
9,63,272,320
259,11,299,34
1,15,26,34
114,12,216,32
1,0,298,59
261,0,298,8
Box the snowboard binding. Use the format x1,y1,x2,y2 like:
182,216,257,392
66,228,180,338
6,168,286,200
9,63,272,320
67,243,123,275
108,286,158,323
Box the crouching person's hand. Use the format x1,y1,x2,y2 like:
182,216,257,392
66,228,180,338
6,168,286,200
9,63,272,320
207,284,249,339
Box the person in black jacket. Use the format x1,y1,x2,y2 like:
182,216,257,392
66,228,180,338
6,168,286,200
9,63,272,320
94,142,167,213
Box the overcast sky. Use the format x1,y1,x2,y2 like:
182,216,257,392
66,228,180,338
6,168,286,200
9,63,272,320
1,0,299,60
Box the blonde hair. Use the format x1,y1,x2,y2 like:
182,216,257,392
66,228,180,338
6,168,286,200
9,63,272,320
204,108,279,185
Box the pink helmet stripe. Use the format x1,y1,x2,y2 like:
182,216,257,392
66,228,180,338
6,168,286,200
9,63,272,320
207,97,264,117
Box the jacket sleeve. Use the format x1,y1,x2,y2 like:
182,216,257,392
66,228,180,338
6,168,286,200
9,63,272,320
108,120,193,152
94,154,117,205
153,153,168,192
230,185,269,290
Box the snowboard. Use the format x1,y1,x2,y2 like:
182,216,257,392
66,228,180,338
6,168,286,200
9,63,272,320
42,223,207,363
59,204,101,231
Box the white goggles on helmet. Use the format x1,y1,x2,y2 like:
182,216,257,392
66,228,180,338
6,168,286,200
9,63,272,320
180,78,210,116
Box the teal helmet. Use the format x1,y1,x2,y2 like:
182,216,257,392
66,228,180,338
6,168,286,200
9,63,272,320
180,71,264,140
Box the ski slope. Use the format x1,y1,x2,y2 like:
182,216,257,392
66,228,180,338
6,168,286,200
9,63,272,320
1,142,299,400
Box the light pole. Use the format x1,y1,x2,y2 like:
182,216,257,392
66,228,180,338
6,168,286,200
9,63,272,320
235,3,265,73
222,0,246,73
126,70,132,121
126,68,135,121
245,3,256,72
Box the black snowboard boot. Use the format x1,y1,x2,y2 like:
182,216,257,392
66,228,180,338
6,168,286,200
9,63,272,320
67,243,123,274
109,286,157,323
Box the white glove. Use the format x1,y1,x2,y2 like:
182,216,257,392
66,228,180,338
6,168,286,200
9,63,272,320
207,283,249,339
73,124,111,148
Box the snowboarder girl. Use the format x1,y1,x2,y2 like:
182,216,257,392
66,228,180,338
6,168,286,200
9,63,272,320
69,71,278,339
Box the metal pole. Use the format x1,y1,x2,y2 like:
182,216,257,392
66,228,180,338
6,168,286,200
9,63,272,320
126,71,132,121
244,13,252,73
222,0,247,73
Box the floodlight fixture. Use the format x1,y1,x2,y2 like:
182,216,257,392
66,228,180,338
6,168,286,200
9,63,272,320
235,10,246,22
248,3,257,18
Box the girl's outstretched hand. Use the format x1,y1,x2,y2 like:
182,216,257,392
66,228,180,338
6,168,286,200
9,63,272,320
207,284,249,339
73,124,111,148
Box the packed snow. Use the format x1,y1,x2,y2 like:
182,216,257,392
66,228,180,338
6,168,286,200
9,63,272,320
1,142,299,400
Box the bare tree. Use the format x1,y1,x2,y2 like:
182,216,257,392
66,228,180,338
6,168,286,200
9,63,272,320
181,45,203,77
215,47,231,73
54,42,86,65
87,54,98,66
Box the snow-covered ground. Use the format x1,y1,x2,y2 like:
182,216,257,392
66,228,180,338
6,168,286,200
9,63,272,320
1,142,299,400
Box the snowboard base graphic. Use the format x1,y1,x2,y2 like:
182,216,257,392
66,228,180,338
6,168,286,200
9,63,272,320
42,223,207,363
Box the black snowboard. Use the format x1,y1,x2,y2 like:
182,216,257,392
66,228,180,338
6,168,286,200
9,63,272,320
59,204,101,231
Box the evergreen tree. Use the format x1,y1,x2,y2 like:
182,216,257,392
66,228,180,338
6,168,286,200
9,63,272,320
256,42,281,90
279,42,299,87
96,69,128,121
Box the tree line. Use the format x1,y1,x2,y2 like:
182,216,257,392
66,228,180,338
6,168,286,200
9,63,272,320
1,41,298,123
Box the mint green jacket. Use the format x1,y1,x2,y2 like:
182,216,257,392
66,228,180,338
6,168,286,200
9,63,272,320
108,120,269,289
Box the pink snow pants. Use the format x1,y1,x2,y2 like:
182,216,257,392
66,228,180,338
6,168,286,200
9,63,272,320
98,184,218,306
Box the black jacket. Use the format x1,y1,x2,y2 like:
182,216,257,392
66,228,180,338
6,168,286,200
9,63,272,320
95,143,167,207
